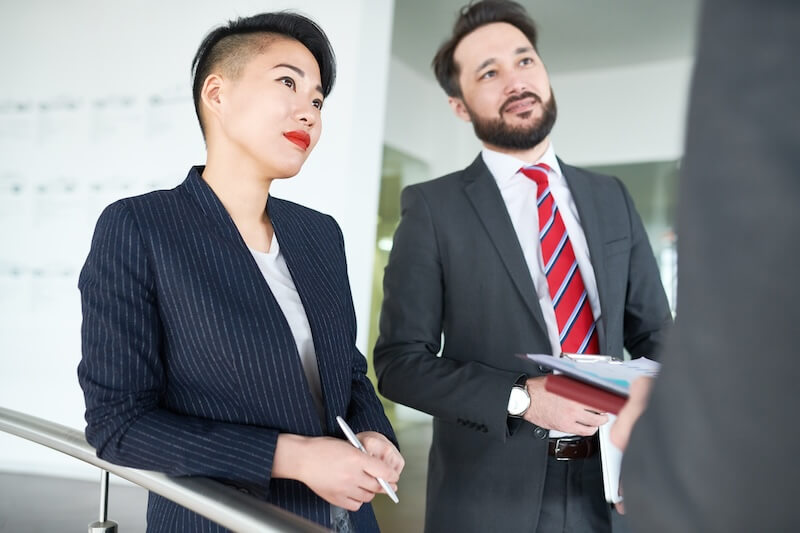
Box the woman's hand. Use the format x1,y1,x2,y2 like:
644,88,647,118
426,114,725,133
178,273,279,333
273,434,402,511
356,431,405,492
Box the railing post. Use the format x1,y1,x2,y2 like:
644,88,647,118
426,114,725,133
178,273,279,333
88,469,118,533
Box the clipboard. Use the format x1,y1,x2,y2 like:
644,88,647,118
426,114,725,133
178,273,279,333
519,353,659,397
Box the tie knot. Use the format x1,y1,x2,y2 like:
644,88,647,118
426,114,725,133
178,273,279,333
520,163,551,188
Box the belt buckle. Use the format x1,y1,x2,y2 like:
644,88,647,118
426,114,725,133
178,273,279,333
554,437,572,461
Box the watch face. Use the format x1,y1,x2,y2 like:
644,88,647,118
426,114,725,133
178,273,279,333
508,386,530,416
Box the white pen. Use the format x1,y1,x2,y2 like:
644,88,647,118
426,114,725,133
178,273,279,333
335,415,400,504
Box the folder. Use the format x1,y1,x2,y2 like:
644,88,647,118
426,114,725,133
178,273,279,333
544,374,626,414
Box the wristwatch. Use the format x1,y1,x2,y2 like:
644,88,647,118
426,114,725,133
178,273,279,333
507,384,531,417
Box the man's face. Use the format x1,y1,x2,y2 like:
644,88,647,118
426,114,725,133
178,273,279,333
450,22,556,151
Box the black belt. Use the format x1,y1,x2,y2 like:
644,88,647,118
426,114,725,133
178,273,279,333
548,436,598,460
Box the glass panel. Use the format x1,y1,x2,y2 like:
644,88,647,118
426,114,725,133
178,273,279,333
587,160,679,313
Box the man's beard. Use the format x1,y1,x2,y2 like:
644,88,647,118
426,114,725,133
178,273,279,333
466,90,557,150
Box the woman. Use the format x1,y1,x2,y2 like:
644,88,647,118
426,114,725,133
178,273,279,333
77,12,403,532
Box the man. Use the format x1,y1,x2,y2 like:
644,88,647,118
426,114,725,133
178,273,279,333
613,0,800,531
374,1,672,531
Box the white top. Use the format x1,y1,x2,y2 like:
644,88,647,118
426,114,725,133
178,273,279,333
482,142,602,438
248,234,325,421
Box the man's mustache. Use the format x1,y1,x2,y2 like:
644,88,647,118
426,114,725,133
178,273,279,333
500,92,541,114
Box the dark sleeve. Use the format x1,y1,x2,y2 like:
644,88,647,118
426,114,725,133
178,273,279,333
616,178,673,359
77,201,278,485
328,218,397,445
374,186,521,442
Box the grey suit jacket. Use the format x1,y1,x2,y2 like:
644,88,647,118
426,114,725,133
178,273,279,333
375,155,672,532
622,1,800,531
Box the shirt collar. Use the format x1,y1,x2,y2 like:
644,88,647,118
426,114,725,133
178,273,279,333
481,141,563,188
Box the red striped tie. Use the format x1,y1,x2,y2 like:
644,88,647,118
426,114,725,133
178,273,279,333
520,163,600,354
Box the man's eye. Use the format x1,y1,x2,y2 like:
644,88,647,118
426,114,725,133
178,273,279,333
479,70,496,80
312,99,324,110
520,57,534,66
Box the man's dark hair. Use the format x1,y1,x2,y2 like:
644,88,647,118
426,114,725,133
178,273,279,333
191,11,336,138
432,0,538,98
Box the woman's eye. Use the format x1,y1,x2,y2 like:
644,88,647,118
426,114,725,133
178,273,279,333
279,77,295,89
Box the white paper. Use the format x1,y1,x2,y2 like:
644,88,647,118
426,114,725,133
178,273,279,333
524,353,661,395
599,414,623,503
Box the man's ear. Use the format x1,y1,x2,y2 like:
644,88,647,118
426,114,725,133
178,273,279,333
448,96,472,123
200,73,225,124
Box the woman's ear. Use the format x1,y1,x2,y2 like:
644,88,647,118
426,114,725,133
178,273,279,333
200,73,225,126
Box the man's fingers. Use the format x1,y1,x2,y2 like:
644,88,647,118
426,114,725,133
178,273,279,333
577,410,609,427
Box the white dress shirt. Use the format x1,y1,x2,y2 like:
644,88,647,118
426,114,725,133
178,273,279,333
482,143,602,438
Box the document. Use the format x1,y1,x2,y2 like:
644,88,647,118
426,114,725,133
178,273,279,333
521,353,660,396
599,415,623,503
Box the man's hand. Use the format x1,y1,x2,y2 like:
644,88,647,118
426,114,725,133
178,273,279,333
523,376,609,435
273,434,402,511
609,376,654,514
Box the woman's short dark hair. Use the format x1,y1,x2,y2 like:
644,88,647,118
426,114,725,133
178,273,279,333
191,11,336,138
432,0,538,98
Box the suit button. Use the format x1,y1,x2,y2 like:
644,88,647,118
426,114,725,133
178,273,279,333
533,427,547,439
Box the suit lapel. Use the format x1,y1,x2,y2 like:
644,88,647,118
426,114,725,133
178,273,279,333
462,156,549,340
181,166,249,253
559,160,609,353
268,197,347,429
182,169,325,434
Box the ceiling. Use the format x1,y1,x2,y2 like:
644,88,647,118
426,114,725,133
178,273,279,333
391,0,701,79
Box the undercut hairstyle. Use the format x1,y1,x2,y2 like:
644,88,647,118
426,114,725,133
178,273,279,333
191,11,336,138
432,0,539,98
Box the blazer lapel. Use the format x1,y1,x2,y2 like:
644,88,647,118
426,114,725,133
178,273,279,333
267,197,347,429
560,160,609,353
181,166,249,253
462,156,549,340
182,169,325,434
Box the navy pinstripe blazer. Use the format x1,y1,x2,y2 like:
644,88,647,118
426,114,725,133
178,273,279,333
78,166,396,532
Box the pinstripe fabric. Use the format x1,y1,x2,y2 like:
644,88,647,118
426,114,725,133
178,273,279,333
78,166,395,532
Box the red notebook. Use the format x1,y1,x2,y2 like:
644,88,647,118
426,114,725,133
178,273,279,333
544,374,627,414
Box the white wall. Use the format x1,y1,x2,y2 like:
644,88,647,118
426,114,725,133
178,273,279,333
0,0,394,479
383,56,693,177
551,58,693,166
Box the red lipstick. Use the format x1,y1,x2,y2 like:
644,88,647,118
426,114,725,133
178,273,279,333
284,130,311,150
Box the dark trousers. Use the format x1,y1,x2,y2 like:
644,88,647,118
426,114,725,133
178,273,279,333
535,455,620,533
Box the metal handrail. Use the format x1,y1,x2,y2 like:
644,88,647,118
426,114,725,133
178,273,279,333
0,406,329,532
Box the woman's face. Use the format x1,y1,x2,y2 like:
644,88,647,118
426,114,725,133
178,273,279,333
214,37,324,179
